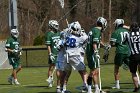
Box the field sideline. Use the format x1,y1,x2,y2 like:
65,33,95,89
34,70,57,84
0,64,135,93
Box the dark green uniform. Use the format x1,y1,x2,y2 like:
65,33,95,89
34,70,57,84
110,27,130,66
86,27,101,69
5,37,21,69
45,31,60,64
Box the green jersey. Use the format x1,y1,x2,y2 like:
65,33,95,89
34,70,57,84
110,27,129,54
5,37,20,57
86,27,101,55
45,31,60,56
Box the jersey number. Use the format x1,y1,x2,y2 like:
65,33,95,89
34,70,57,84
131,36,140,43
66,37,76,48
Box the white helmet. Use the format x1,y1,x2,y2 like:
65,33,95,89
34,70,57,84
11,29,19,38
97,17,107,30
114,19,124,27
48,20,59,30
69,21,81,32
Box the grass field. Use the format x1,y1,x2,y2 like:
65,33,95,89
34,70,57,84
0,65,135,93
0,47,137,93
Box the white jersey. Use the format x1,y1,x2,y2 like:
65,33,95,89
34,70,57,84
66,32,88,56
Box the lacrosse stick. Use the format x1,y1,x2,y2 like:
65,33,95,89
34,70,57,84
97,56,106,93
58,0,69,26
46,66,56,83
58,0,83,24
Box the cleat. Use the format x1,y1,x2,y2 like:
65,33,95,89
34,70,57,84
81,86,88,92
112,85,120,89
48,83,52,87
8,76,14,85
56,88,61,93
133,87,139,92
94,89,100,93
14,80,20,85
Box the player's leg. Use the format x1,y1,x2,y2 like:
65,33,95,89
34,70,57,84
112,53,123,89
56,61,65,93
129,55,139,92
137,65,140,85
112,64,120,89
61,64,72,92
47,63,55,87
8,58,20,85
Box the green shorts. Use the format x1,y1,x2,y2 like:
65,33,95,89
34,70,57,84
86,54,100,69
114,53,129,66
8,57,21,69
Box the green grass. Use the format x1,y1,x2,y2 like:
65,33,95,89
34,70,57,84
0,65,135,93
0,47,136,93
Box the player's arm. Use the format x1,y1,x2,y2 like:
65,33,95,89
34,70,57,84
5,40,13,53
47,45,51,55
5,47,13,53
93,42,100,59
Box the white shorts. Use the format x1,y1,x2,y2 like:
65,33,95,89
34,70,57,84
67,55,86,71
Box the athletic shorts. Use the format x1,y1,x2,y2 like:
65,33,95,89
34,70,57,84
86,54,100,69
48,56,57,64
56,61,64,71
114,53,129,66
129,54,140,73
64,63,72,71
66,55,86,71
8,57,21,69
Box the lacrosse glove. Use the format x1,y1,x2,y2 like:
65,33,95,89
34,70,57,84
94,50,100,59
104,44,111,50
49,53,55,62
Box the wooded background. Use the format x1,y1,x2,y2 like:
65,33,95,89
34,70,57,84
0,0,140,46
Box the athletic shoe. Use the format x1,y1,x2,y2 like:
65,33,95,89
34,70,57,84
112,84,120,89
94,89,100,93
8,76,14,85
81,86,88,92
48,83,52,87
14,80,20,85
87,91,93,93
133,87,139,92
61,90,71,93
56,88,61,93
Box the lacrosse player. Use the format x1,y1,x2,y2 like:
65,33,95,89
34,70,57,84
55,29,71,93
110,19,130,89
86,17,107,93
59,21,88,92
45,20,60,87
5,29,22,85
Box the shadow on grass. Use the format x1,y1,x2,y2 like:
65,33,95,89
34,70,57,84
0,83,12,85
111,82,133,85
25,85,48,88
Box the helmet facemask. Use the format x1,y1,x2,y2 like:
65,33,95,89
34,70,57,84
97,17,107,32
69,21,81,33
48,20,59,31
11,29,19,38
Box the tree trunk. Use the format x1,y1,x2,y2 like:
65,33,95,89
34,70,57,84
108,0,112,42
